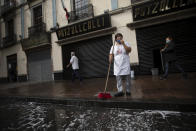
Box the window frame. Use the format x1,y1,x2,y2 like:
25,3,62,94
5,19,14,37
71,1,89,13
31,3,43,26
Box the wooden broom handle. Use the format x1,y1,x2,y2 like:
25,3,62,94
104,62,111,93
104,41,115,93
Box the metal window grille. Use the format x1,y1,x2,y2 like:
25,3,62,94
69,0,93,22
33,5,42,25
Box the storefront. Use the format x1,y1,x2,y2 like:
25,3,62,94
128,0,196,75
56,14,116,79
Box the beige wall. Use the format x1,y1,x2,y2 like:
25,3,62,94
91,0,131,16
91,0,110,16
24,4,31,39
50,0,67,72
56,0,70,28
118,0,131,8
45,0,53,31
15,9,21,41
51,32,63,72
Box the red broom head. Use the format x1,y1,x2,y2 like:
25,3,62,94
98,93,112,99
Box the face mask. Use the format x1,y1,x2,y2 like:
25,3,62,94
166,40,170,43
116,40,121,44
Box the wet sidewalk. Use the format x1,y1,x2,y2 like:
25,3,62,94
0,73,196,104
1,73,196,131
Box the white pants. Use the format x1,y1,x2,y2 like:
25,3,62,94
116,75,131,93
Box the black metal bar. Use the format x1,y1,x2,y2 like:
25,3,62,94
0,0,16,16
69,4,94,23
28,22,46,37
1,34,17,48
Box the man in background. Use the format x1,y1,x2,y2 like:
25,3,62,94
160,36,187,80
66,52,82,82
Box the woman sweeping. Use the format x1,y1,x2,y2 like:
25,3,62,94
109,33,132,97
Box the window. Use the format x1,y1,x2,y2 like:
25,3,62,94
32,5,42,25
75,0,88,9
111,0,118,10
71,0,91,20
3,19,16,46
4,0,10,5
6,19,14,37
4,0,14,6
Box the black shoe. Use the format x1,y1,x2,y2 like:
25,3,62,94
160,76,167,80
126,92,131,96
114,92,124,97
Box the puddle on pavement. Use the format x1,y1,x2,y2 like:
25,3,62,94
0,101,196,131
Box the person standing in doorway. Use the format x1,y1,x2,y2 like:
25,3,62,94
66,52,82,82
160,36,187,80
109,33,132,97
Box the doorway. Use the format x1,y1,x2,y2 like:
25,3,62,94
62,45,78,80
7,54,17,82
153,49,164,73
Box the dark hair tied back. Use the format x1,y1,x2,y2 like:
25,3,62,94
115,33,123,40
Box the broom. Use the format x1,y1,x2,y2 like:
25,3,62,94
98,61,112,99
98,42,115,99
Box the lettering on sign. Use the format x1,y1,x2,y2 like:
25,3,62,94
133,0,196,21
56,14,111,40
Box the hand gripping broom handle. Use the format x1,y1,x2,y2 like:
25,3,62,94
104,41,115,93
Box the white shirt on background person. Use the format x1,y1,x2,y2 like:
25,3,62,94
70,56,79,70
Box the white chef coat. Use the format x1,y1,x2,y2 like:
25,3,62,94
70,56,79,70
110,41,131,76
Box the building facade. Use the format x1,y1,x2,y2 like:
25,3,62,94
0,0,138,82
128,0,196,74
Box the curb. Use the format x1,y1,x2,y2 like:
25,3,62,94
0,96,196,112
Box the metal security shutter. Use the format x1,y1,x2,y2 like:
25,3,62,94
136,17,196,74
63,35,113,79
27,49,53,81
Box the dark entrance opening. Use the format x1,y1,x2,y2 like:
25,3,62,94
136,18,196,74
62,45,79,80
153,49,164,73
7,54,17,82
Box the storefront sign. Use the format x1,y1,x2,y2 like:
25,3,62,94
133,0,196,21
56,14,111,40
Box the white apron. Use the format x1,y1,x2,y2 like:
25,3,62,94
110,42,131,76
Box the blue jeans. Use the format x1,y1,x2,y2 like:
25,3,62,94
163,61,185,77
72,69,82,82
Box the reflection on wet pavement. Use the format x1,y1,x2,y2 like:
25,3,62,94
1,73,196,102
0,101,196,131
